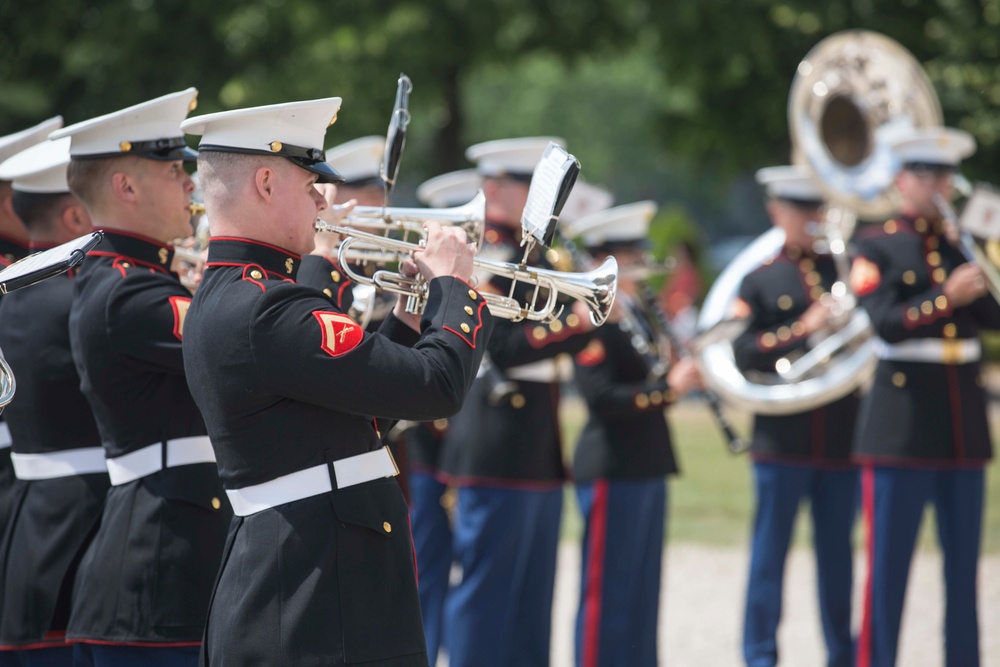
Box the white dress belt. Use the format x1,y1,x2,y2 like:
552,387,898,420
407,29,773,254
11,447,107,481
0,422,11,450
504,359,562,383
225,446,399,517
106,436,216,486
873,337,981,364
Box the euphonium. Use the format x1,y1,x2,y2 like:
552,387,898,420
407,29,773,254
697,30,942,416
320,223,618,325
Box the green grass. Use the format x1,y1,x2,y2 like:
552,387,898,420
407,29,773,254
558,398,1000,554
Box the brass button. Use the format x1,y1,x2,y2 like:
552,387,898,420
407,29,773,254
799,258,814,272
933,268,947,283
927,251,941,267
777,326,791,341
791,321,805,336
120,261,131,269
761,332,777,348
777,295,793,310
805,272,821,286
330,270,341,282
464,306,474,315
323,288,333,297
511,393,526,409
566,314,580,328
634,392,650,409
906,307,919,321
468,289,478,300
943,323,957,338
433,418,449,430
269,141,283,152
914,218,928,233
921,301,933,315
549,320,563,333
211,497,222,510
250,269,263,280
884,220,897,234
650,390,663,405
810,286,824,300
119,140,132,152
532,326,547,340
383,521,392,533
460,323,471,333
892,372,906,388
902,270,916,285
935,295,948,310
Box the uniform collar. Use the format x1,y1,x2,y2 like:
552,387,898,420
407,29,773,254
206,237,301,280
91,228,175,272
0,234,29,264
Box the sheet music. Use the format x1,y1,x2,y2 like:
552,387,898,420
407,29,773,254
960,186,1000,239
521,143,574,245
0,232,102,293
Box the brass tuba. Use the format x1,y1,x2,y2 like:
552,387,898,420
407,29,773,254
698,30,942,415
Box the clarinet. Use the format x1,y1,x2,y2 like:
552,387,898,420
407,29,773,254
636,283,747,454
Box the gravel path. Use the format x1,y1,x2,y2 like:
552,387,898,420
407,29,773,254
439,543,1000,665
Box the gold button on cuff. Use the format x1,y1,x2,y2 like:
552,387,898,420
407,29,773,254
935,295,948,310
211,497,222,510
460,323,471,333
927,251,941,267
761,332,777,348
323,288,333,297
468,289,478,299
383,521,392,533
532,327,547,340
511,393,526,409
549,320,563,333
650,390,663,405
634,393,650,409
566,314,580,328
933,268,947,283
921,301,933,315
906,307,919,321
884,220,897,234
250,269,263,280
903,270,916,285
777,295,793,310
943,323,957,338
330,270,341,282
464,306,474,315
892,372,906,388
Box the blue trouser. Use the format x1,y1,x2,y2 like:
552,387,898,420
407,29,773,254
574,478,666,667
743,462,858,667
445,485,563,667
858,465,984,667
72,644,198,666
409,471,452,666
0,646,72,667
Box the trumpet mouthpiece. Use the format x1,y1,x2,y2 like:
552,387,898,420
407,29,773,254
189,203,206,216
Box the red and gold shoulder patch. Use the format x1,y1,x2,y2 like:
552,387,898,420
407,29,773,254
575,339,607,367
314,311,364,357
849,256,882,296
168,295,191,341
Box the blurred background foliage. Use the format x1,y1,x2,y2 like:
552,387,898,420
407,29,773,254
1,0,998,269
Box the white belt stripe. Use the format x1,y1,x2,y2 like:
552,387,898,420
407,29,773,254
504,359,561,383
105,436,215,486
225,447,399,517
873,337,981,364
11,447,107,480
0,422,11,450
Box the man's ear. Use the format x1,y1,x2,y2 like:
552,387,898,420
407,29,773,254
60,199,93,236
110,171,138,203
254,166,275,203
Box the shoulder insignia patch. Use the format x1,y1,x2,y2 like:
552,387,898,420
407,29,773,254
575,338,607,367
168,295,192,341
314,311,364,357
849,256,882,296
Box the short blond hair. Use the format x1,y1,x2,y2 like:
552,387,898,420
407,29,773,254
66,155,143,210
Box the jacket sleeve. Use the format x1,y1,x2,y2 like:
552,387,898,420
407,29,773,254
250,276,494,422
573,331,672,421
106,269,192,375
297,255,354,312
487,309,594,369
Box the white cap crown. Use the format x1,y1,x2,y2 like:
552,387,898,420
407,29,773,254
568,200,658,247
755,165,823,202
0,137,72,193
0,116,63,166
417,169,483,208
890,126,975,167
466,137,565,178
325,136,385,185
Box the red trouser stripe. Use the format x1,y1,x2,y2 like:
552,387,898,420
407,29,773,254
582,479,610,667
858,465,876,667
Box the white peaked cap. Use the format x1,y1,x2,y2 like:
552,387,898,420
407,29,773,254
891,126,976,167
51,88,198,160
569,200,658,248
559,180,614,224
181,97,345,183
0,116,63,167
416,169,483,208
466,136,565,178
0,137,72,193
325,135,385,185
755,165,823,202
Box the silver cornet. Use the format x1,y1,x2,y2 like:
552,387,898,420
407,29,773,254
320,224,617,325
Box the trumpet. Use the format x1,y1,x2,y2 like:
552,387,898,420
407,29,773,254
316,191,486,264
318,223,618,325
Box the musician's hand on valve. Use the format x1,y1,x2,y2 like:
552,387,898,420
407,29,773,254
392,257,423,332
413,221,475,282
800,300,834,336
944,263,989,307
667,358,703,397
